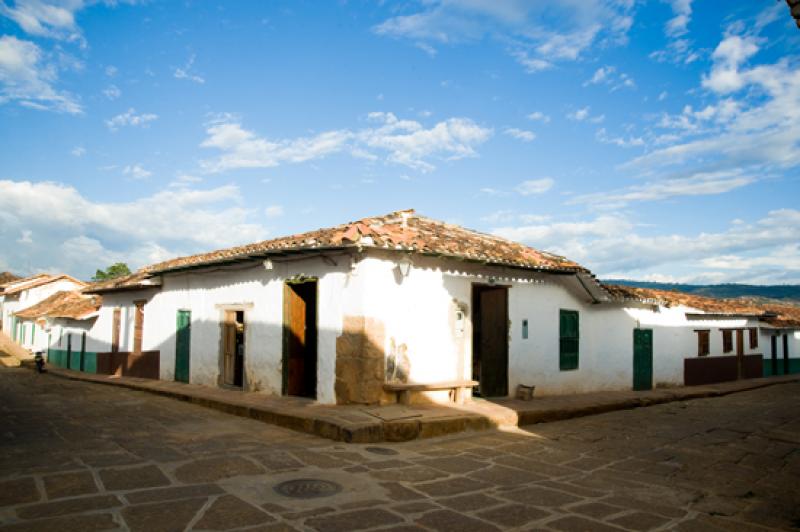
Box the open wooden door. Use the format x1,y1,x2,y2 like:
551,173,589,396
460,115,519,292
472,285,509,397
222,310,237,386
283,280,318,398
111,308,121,353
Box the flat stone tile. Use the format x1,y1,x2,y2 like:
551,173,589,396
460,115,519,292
467,464,547,486
250,451,304,472
194,494,275,529
415,509,501,531
392,501,439,514
547,515,626,531
99,464,170,491
570,501,627,519
120,497,207,532
124,483,224,504
305,508,403,532
436,493,503,511
476,503,550,527
413,477,489,497
16,494,122,520
379,481,425,501
0,477,40,507
0,513,118,532
416,456,488,474
369,465,447,483
79,453,141,468
501,486,583,507
43,471,98,500
608,511,674,531
173,456,264,483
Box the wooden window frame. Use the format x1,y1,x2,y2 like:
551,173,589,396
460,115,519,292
695,329,710,357
748,327,758,349
722,329,733,353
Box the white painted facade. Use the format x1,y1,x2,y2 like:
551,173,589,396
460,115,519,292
63,250,798,404
3,277,85,347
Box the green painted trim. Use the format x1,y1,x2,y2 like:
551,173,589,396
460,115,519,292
763,358,800,376
47,349,98,374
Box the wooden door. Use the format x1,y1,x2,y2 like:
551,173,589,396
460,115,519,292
133,302,145,355
66,334,72,370
771,335,778,375
283,281,317,398
784,334,790,375
222,310,237,386
111,308,121,352
736,329,744,379
175,310,191,383
633,329,653,391
476,286,508,397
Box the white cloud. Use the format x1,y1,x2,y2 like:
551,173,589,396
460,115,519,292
480,209,515,224
595,128,644,148
527,111,550,123
572,169,756,208
515,178,554,196
504,128,535,142
701,35,759,94
71,146,85,157
0,179,268,278
123,164,151,180
104,65,117,77
0,35,81,113
584,65,635,91
103,84,120,100
174,54,205,84
17,229,32,244
264,205,283,218
372,1,635,74
665,0,692,38
0,0,81,41
491,209,800,283
201,112,492,173
105,108,158,131
567,106,604,123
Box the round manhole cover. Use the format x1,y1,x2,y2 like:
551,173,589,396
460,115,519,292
273,479,343,499
365,446,398,456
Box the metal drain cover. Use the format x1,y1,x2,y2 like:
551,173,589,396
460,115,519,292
365,446,398,456
273,478,343,499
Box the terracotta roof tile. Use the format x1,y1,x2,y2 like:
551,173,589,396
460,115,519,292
145,209,586,275
82,271,157,294
15,291,102,320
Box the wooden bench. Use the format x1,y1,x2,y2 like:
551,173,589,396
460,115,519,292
383,380,479,405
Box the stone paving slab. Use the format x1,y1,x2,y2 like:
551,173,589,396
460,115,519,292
38,365,800,443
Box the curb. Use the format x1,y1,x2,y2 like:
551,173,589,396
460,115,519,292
35,366,800,443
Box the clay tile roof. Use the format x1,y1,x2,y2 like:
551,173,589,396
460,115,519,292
1,274,85,296
0,273,49,292
144,209,587,275
604,284,800,327
82,271,157,294
15,291,102,321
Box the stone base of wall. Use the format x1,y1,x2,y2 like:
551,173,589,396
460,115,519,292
335,316,385,405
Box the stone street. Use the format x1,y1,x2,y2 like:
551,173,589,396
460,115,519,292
1,367,799,531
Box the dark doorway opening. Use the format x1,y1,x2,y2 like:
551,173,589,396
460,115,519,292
771,335,778,375
783,333,789,375
284,280,318,399
222,310,245,388
472,284,509,398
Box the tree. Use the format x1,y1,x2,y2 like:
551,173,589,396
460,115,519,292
92,263,131,282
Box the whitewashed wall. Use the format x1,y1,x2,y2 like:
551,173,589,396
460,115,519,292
2,279,85,333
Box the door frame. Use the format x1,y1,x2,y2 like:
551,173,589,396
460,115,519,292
471,283,510,398
282,278,319,398
215,303,253,389
633,328,653,391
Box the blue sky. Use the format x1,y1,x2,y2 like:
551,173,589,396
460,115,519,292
1,0,798,284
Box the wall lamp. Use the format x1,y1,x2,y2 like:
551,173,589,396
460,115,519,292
397,256,413,277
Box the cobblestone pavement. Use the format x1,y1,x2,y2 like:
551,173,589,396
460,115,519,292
1,368,799,531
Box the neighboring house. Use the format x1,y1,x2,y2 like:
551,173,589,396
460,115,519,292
2,274,87,346
15,291,103,370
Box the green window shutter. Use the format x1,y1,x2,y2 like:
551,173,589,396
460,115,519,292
559,309,579,371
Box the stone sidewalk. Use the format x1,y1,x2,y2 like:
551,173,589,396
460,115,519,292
37,365,800,443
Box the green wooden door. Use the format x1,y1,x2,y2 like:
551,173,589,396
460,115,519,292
175,310,191,383
633,329,653,391
559,310,580,371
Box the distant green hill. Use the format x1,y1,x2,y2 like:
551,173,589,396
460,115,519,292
601,280,800,302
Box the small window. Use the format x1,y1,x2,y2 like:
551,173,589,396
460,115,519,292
559,310,579,371
748,328,758,349
696,330,710,357
722,330,733,353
